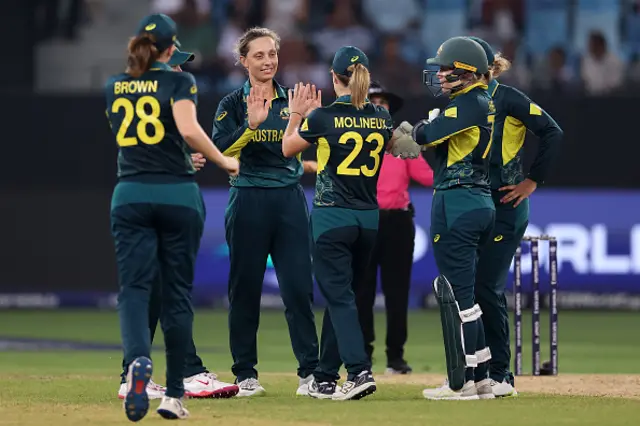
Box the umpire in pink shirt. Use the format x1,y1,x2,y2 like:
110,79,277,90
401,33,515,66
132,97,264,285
355,81,434,374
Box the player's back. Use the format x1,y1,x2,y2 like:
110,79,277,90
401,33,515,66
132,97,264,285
105,66,198,180
304,96,393,209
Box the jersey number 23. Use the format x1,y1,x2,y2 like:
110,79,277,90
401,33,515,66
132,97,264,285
337,131,385,177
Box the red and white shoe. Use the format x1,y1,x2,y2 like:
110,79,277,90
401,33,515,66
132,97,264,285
184,372,239,398
118,379,166,400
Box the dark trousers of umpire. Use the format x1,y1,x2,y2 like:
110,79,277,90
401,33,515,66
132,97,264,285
111,180,205,398
356,208,414,365
224,185,319,382
119,280,208,384
312,207,376,382
475,196,529,383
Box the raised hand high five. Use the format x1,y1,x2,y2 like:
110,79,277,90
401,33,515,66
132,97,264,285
306,84,322,116
247,85,271,130
288,82,321,118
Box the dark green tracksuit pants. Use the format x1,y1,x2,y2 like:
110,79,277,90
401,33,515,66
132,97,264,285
119,280,208,384
311,207,376,382
475,195,529,382
111,179,205,399
430,187,495,383
224,185,319,382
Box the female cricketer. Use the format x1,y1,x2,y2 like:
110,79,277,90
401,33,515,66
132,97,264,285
469,36,563,397
390,36,496,400
211,27,319,397
282,46,393,401
357,81,433,375
106,13,238,421
115,48,239,402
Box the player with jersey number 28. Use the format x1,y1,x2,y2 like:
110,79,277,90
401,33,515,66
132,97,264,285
115,46,239,404
105,13,238,422
283,46,394,401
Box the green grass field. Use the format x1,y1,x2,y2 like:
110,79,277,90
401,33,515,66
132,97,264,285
0,309,638,425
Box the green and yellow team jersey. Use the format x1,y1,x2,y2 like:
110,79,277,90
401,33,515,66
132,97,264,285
105,62,198,180
486,80,563,189
212,80,303,188
299,95,394,209
414,82,493,191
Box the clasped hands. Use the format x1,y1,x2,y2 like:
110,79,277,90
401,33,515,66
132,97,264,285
388,108,440,159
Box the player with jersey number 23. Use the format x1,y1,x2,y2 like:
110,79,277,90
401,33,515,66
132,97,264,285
283,46,395,401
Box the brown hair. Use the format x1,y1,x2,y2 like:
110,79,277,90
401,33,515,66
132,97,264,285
233,27,281,64
335,64,371,109
126,34,160,78
491,52,512,78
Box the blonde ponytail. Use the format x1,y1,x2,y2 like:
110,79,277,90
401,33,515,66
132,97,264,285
347,63,370,109
491,52,512,78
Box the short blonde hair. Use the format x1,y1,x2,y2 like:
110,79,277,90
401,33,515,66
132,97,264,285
233,27,281,65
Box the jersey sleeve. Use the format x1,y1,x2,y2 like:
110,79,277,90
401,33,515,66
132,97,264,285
506,87,564,185
104,77,116,128
298,109,326,144
211,94,256,157
413,100,479,146
172,72,198,105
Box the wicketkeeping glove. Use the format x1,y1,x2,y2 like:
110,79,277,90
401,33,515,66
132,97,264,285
390,121,422,159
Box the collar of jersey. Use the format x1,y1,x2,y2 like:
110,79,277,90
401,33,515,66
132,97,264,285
450,82,488,99
334,95,370,104
149,61,173,71
242,79,287,100
487,79,499,97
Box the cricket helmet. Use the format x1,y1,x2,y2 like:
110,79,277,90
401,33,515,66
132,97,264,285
423,36,489,97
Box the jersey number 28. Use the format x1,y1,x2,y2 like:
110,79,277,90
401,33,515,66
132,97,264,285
337,131,385,177
111,96,165,147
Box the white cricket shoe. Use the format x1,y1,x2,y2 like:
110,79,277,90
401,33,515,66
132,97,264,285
491,379,518,397
157,396,189,420
236,378,266,397
119,379,166,400
423,379,479,400
475,379,496,400
184,372,239,398
296,374,314,396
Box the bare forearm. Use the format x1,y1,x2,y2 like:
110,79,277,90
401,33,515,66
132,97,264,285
282,113,308,157
284,112,303,138
174,100,232,168
183,127,230,168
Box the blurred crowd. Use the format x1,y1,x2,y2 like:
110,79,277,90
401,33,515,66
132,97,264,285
37,0,640,97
